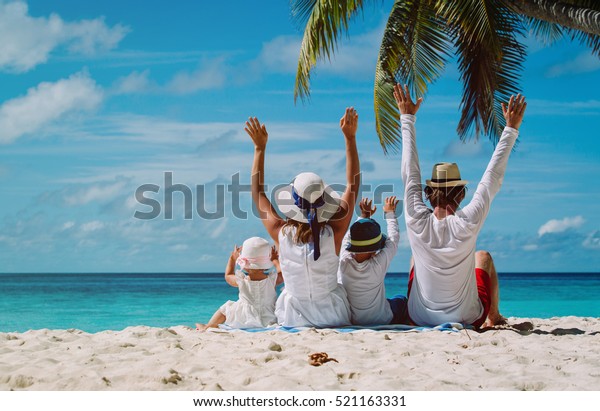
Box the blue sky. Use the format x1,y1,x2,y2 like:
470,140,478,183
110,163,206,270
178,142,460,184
0,0,598,273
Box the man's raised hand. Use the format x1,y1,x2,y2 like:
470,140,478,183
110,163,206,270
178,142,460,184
393,84,423,115
502,94,527,130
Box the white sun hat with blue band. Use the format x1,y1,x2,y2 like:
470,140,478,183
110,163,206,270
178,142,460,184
274,172,341,224
274,172,341,261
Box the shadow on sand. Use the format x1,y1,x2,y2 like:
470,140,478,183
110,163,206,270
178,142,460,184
479,321,588,336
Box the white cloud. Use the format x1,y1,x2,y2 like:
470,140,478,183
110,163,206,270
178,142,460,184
525,99,600,116
0,71,103,144
62,221,75,230
257,36,302,74
582,230,600,250
546,52,600,78
111,70,152,95
210,218,228,239
166,59,227,94
256,23,382,79
63,179,128,206
538,216,585,237
0,0,128,72
168,244,189,252
443,139,487,158
111,60,228,95
80,220,104,232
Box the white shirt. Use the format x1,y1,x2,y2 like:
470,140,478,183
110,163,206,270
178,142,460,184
276,225,351,327
401,114,518,326
338,212,400,325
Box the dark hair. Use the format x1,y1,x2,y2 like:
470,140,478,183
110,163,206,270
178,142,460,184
282,218,325,244
424,185,467,209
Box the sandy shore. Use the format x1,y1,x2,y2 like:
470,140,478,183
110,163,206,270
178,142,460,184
1,316,599,391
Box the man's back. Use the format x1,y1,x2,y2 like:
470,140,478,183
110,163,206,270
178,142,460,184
400,106,520,326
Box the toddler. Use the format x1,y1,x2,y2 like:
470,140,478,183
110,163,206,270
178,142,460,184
196,237,282,330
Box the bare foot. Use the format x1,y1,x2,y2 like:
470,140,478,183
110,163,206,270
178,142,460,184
482,313,507,328
195,323,209,331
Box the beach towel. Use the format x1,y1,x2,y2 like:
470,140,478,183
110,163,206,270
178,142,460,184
216,322,465,333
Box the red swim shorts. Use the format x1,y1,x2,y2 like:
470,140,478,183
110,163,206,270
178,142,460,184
407,267,491,328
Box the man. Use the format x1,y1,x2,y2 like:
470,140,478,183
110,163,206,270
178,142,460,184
394,84,526,328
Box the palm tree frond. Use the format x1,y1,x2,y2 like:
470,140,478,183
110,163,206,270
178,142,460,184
526,17,565,45
374,0,451,152
293,0,368,102
441,0,526,143
290,0,319,26
566,28,600,55
374,62,400,154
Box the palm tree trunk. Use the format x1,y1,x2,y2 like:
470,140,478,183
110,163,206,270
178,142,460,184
506,0,600,35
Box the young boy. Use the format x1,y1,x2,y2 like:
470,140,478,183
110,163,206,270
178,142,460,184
338,196,408,326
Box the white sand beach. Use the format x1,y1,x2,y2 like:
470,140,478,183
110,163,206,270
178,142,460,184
1,316,599,391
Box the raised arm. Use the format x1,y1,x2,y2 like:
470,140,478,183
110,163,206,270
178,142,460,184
461,95,526,225
330,107,361,253
224,245,241,288
373,196,400,271
393,84,429,225
339,198,376,261
245,117,285,243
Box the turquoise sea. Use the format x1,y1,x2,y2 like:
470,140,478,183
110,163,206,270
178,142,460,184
1,273,599,333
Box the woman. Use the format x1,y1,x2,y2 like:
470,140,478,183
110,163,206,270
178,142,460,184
244,108,360,327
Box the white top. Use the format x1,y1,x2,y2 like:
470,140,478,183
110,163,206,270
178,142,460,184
219,269,278,328
338,213,400,325
401,114,518,326
276,225,351,327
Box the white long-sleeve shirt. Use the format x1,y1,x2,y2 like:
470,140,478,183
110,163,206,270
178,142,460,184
338,212,400,325
401,114,518,326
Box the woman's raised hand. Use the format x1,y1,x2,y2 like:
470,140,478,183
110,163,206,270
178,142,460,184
340,107,358,139
245,117,268,150
393,84,423,115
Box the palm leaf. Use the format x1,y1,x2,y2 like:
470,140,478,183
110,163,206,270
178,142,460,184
292,0,369,102
565,28,600,55
522,0,600,54
439,0,526,143
526,17,565,45
374,0,451,152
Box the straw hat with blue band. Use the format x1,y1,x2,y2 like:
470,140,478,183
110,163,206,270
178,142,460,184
346,218,387,253
274,172,341,261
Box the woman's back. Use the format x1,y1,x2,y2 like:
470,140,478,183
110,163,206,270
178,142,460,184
278,225,339,299
276,225,351,327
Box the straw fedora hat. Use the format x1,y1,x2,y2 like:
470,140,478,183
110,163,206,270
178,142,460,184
274,172,341,223
425,162,468,188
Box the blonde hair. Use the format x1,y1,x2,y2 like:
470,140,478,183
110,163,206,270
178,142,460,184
282,218,325,244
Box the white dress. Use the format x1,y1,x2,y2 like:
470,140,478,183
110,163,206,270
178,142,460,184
276,225,351,327
219,270,278,328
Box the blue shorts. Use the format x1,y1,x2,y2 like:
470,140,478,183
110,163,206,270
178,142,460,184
387,295,409,325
